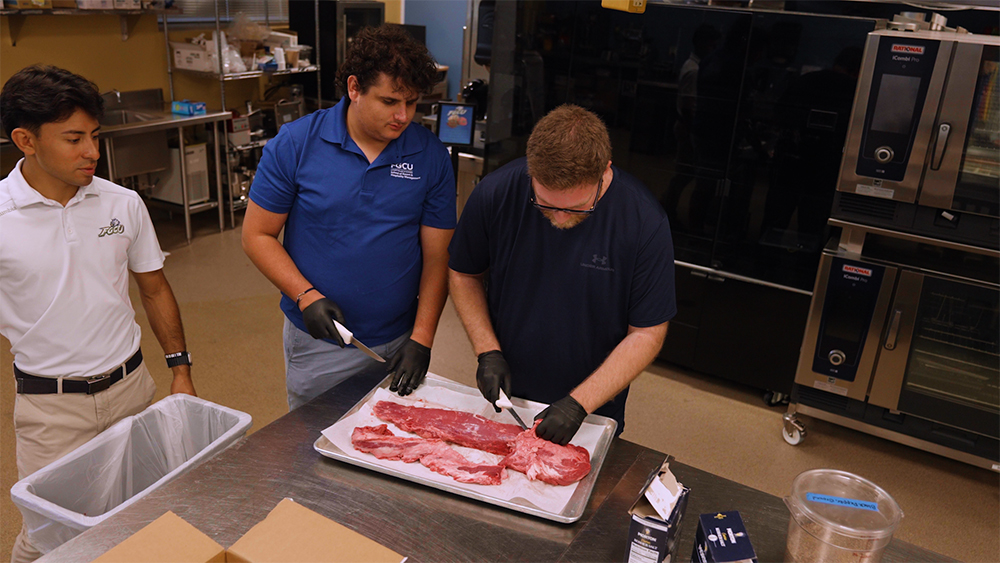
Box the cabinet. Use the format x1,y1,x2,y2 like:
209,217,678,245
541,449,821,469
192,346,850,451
487,0,881,397
288,0,383,104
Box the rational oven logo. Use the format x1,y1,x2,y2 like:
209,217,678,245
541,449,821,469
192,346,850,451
892,44,925,55
843,264,872,277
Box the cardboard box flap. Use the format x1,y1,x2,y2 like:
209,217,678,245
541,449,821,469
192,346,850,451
93,511,225,563
227,498,406,563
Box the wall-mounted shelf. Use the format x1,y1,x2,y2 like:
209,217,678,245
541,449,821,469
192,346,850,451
173,66,319,82
0,8,180,46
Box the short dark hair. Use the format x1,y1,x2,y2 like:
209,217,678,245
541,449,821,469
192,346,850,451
526,105,611,191
335,24,438,98
0,65,104,137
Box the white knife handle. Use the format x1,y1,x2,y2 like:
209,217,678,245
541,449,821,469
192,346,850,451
496,389,514,410
333,320,352,344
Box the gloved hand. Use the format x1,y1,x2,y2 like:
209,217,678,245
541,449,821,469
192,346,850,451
534,395,588,446
388,339,431,396
476,350,511,413
301,298,347,347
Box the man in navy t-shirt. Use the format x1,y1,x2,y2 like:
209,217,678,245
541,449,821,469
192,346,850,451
243,25,456,410
449,105,676,445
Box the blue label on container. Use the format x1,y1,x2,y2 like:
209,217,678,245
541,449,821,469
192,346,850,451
806,493,879,512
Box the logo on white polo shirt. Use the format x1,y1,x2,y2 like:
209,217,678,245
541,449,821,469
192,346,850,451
390,162,421,181
99,218,125,237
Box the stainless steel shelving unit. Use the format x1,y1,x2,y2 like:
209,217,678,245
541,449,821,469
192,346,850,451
163,0,321,227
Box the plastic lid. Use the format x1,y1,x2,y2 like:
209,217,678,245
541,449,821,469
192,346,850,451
785,469,904,540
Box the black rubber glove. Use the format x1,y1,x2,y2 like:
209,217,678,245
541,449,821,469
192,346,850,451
387,339,431,396
476,350,511,413
301,298,347,347
534,395,588,446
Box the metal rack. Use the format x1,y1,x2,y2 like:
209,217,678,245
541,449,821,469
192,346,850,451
162,0,321,227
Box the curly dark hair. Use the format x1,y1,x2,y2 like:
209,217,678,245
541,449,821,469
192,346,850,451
335,24,438,98
0,65,104,137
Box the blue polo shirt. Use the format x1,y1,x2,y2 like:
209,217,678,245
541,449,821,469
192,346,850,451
250,97,456,346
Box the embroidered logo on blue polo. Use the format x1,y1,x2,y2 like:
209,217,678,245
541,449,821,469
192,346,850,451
390,162,421,181
806,493,879,512
99,218,125,237
581,254,614,272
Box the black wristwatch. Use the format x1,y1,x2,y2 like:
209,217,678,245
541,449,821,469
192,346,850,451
165,351,192,368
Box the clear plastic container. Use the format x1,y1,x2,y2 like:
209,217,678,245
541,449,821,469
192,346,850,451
784,469,903,563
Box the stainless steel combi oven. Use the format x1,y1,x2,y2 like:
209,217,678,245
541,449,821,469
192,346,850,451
834,14,999,249
785,13,999,472
788,221,998,471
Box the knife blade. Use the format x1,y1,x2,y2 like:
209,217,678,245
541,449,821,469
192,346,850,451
497,389,530,431
333,320,386,363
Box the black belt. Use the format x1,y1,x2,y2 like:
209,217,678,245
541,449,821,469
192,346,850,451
14,349,143,395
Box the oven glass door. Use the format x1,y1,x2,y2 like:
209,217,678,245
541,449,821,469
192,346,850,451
954,45,999,217
897,275,999,438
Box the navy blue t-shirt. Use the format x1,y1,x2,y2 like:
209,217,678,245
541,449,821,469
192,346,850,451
448,158,676,428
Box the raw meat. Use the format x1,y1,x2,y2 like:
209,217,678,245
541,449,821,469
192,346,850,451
351,425,508,486
372,401,522,455
501,423,591,486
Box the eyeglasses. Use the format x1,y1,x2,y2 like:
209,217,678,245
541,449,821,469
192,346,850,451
529,177,603,216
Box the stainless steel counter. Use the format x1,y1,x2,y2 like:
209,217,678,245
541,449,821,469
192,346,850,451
100,108,231,244
99,109,232,139
38,370,956,562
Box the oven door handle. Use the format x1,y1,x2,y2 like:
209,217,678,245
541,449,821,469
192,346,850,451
884,309,903,350
930,122,951,171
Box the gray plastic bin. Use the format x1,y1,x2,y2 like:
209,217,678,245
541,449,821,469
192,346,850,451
10,394,251,554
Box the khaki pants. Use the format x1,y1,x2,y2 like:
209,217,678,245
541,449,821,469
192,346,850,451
10,362,156,563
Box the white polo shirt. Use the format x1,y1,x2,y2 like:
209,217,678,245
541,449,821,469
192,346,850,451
0,159,165,378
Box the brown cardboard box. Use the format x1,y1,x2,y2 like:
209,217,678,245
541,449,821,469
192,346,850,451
5,0,53,8
227,498,405,563
93,511,226,563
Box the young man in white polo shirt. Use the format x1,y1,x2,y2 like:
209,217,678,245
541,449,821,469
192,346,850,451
0,65,196,563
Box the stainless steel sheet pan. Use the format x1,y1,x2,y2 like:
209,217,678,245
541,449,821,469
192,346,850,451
313,375,616,523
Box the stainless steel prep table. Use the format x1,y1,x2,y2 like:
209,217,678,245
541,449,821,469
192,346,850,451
37,370,955,563
100,110,232,244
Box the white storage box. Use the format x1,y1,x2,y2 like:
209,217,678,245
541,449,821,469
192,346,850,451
171,41,213,72
10,394,251,555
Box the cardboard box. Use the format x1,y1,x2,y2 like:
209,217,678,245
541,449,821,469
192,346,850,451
5,0,53,8
113,0,140,8
171,41,213,72
93,511,225,563
52,0,76,8
227,498,405,563
263,31,297,49
171,99,207,116
77,0,113,8
625,460,690,563
692,511,757,563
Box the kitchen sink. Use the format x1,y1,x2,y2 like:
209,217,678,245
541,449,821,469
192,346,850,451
99,109,163,127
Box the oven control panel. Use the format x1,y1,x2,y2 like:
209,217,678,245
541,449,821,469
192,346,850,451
813,258,888,381
857,38,939,182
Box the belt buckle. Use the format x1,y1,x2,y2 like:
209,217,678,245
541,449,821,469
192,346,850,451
86,373,113,395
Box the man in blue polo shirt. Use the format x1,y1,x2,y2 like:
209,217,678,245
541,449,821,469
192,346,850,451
243,25,455,409
449,105,676,445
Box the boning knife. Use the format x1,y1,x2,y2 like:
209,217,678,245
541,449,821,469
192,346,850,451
333,320,386,363
497,389,530,431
